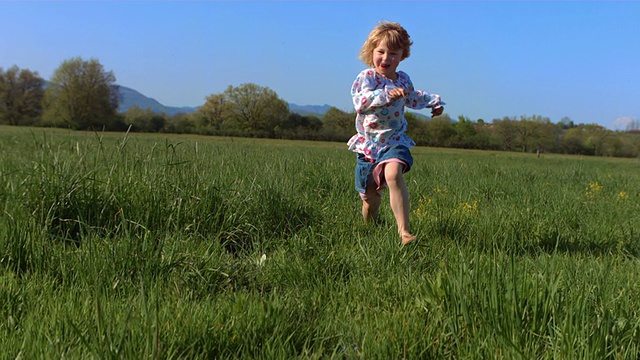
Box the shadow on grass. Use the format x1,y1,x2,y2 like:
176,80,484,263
218,187,318,256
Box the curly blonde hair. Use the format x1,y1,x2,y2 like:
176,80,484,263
358,21,413,67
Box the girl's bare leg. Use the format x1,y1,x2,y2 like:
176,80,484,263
362,182,381,223
383,162,416,244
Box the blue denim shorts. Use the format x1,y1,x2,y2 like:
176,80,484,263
354,145,414,194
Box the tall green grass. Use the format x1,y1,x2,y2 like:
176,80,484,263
1,126,639,358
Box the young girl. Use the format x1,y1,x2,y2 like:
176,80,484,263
348,21,444,245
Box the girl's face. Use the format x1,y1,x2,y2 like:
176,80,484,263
372,40,403,80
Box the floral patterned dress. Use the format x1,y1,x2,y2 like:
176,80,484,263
347,68,442,162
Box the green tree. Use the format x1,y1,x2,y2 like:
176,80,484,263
0,66,45,126
195,93,228,134
427,115,455,147
561,126,590,155
277,113,322,140
515,115,555,153
558,116,575,129
43,57,119,130
164,112,196,134
321,107,354,141
222,83,289,136
536,119,561,154
283,113,322,131
473,120,501,150
583,124,610,156
514,116,536,152
450,115,478,149
123,105,166,132
405,111,429,145
491,117,519,151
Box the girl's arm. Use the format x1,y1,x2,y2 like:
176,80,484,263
404,75,443,110
406,90,442,110
351,71,394,113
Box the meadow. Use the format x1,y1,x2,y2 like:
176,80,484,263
1,125,639,359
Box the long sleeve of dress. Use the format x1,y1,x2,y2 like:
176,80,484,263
404,77,442,110
351,69,394,114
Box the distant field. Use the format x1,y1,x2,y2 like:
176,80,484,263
1,125,639,358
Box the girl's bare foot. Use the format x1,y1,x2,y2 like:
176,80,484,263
401,233,416,245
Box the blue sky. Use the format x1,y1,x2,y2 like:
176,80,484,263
1,1,639,130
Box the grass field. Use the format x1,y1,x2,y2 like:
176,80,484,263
1,125,639,359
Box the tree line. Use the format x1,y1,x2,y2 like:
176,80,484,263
2,58,639,158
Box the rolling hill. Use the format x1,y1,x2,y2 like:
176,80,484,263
117,86,331,118
43,81,332,118
117,86,199,116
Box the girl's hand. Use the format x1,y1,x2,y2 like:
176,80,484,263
388,87,407,101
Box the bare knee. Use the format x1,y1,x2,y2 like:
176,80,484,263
362,186,381,221
384,163,404,188
362,189,381,209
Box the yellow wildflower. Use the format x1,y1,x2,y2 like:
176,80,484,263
434,187,448,195
616,191,629,202
413,197,433,218
584,181,603,200
454,200,479,217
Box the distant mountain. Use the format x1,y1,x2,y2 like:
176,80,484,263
43,82,328,118
117,85,334,118
117,86,199,116
288,103,333,117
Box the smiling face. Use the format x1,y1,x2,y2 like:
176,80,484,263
372,40,403,80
